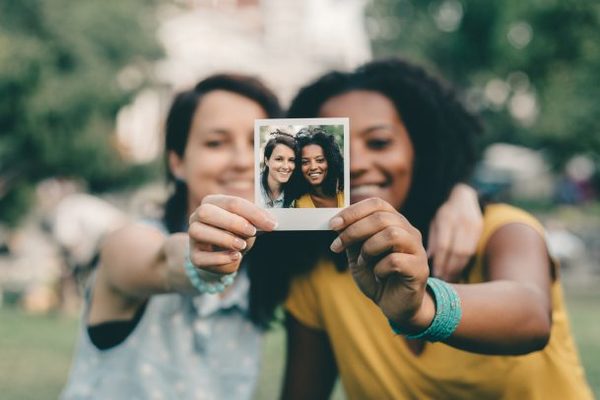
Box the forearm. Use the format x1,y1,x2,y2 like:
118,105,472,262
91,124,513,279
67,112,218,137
100,225,196,300
159,233,198,295
411,280,551,355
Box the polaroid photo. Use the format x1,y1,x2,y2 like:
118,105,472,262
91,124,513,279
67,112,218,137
254,117,350,230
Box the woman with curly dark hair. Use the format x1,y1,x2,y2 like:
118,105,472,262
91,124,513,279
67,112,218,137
293,127,345,208
279,58,592,399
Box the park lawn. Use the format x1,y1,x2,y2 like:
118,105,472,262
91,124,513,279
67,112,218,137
0,309,79,400
0,288,598,399
564,289,600,395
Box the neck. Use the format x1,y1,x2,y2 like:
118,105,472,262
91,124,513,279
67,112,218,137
309,187,338,208
267,174,283,199
311,185,327,198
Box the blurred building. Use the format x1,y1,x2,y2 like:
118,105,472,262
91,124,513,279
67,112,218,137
116,0,371,163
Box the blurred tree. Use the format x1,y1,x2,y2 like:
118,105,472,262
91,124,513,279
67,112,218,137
367,0,600,173
319,124,345,151
0,0,163,226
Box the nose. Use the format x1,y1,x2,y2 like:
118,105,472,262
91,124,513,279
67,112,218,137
309,160,319,170
232,141,254,171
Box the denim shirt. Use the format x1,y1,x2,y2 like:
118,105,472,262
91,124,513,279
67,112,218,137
259,185,286,208
61,223,263,400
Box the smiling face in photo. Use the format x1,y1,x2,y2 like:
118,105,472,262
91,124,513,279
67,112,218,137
301,144,329,187
266,144,296,184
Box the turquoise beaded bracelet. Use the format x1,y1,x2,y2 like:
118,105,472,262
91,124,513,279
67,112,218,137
184,248,237,294
388,277,462,342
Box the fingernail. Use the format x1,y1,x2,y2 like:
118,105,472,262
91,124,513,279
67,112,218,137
230,251,241,260
244,224,257,236
233,238,247,250
330,237,343,253
329,217,343,231
266,218,278,230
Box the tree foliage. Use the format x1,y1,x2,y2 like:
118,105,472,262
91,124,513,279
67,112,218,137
367,0,600,172
0,0,163,226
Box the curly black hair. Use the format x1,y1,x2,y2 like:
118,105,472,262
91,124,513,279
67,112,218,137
247,57,482,328
261,131,297,208
292,127,344,199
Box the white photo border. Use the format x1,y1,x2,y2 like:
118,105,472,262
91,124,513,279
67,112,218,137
254,117,350,230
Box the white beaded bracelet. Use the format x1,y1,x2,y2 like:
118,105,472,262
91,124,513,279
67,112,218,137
184,248,237,294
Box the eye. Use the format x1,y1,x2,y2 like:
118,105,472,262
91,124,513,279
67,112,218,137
205,140,224,148
366,138,391,150
302,159,309,166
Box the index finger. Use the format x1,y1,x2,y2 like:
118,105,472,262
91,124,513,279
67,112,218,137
195,194,278,232
329,198,398,231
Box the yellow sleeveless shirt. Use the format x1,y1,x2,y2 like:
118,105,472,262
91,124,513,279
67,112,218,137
295,192,345,208
285,204,593,399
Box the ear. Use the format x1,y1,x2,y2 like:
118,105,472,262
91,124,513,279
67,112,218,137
168,151,186,181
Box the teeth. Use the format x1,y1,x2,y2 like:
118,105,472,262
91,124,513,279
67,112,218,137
351,185,381,196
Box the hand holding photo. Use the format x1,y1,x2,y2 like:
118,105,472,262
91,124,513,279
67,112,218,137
255,118,349,230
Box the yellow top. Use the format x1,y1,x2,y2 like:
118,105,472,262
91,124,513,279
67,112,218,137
295,192,345,208
285,204,593,400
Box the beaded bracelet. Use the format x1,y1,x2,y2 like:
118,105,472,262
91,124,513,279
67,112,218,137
184,248,237,294
388,277,462,342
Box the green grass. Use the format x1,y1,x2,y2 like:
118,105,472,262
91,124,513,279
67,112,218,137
565,289,600,395
0,309,79,400
1,287,598,399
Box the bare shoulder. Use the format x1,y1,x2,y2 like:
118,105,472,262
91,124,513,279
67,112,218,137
485,221,552,287
486,221,547,259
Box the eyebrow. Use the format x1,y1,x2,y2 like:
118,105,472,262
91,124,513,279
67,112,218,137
204,128,230,135
302,156,325,160
363,124,395,134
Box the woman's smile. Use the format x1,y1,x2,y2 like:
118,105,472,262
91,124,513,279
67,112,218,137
275,168,292,181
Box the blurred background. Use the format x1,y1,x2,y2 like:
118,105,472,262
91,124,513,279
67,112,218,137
0,0,598,398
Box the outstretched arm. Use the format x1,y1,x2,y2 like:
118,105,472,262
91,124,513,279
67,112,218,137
330,198,551,355
90,224,191,324
90,195,277,324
